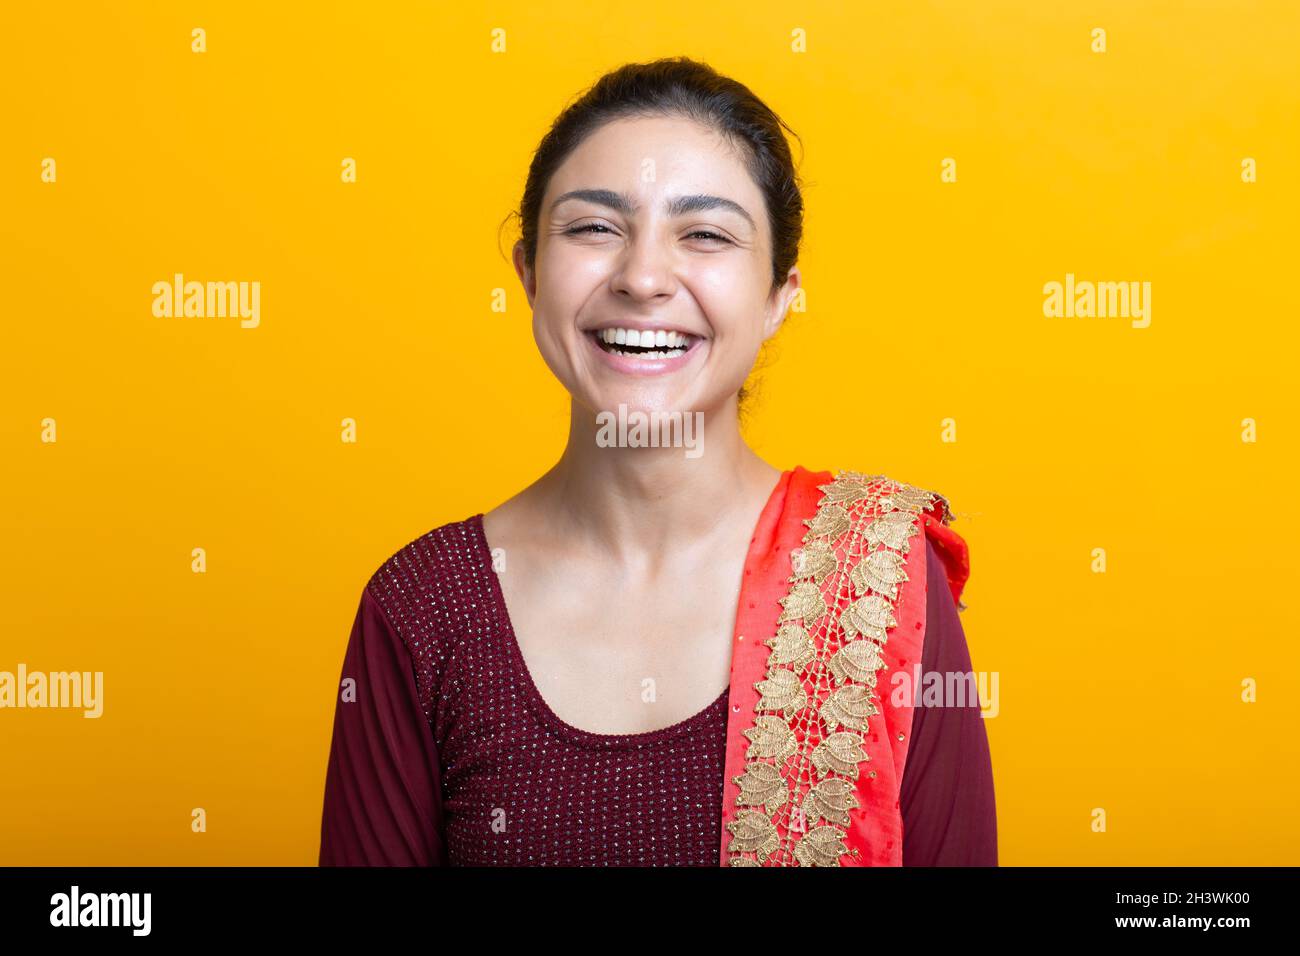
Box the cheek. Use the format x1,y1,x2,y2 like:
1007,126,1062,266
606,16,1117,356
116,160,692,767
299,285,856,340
696,278,768,353
532,249,603,335
541,240,609,292
527,303,570,381
529,274,577,347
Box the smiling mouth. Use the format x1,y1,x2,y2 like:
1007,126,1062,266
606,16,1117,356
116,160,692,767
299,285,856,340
587,327,698,360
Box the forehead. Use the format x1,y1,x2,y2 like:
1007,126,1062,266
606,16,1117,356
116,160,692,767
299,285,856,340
545,115,762,213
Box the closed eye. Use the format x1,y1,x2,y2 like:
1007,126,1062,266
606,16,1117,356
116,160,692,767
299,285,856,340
565,223,614,236
563,223,733,245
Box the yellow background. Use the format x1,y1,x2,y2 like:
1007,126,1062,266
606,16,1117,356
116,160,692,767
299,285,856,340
2,1,1296,865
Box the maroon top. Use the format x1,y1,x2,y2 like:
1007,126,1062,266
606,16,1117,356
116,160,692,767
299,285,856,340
318,515,997,866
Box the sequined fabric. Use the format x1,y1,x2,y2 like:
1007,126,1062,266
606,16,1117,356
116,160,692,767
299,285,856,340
365,515,728,866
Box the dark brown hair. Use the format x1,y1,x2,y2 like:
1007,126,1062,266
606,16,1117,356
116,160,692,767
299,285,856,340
502,56,806,409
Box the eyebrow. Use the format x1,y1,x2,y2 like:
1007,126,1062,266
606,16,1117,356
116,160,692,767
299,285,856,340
551,188,756,230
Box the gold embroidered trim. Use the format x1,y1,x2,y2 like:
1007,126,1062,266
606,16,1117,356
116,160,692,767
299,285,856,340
725,471,949,866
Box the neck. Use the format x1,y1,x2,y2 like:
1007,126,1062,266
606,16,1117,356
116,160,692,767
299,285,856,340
529,396,781,564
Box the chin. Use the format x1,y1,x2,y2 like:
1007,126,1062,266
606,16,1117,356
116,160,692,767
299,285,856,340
582,384,697,416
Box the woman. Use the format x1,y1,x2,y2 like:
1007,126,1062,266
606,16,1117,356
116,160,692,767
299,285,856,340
318,57,995,867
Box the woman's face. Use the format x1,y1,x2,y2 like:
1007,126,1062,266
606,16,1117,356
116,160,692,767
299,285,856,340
515,115,799,420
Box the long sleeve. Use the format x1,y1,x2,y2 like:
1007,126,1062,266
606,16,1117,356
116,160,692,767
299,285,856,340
319,586,447,866
898,539,998,865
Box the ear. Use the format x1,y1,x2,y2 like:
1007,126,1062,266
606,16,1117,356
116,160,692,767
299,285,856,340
513,240,537,309
762,266,801,341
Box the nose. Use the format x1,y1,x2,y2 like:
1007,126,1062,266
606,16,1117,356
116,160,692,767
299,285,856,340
609,231,678,304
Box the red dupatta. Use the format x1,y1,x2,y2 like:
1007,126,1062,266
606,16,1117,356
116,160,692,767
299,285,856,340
720,466,969,866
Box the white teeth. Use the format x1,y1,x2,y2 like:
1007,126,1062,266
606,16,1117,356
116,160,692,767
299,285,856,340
592,329,686,358
594,327,693,348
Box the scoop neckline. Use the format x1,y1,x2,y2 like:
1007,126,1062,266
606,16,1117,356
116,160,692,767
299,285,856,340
469,471,788,750
470,513,730,750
